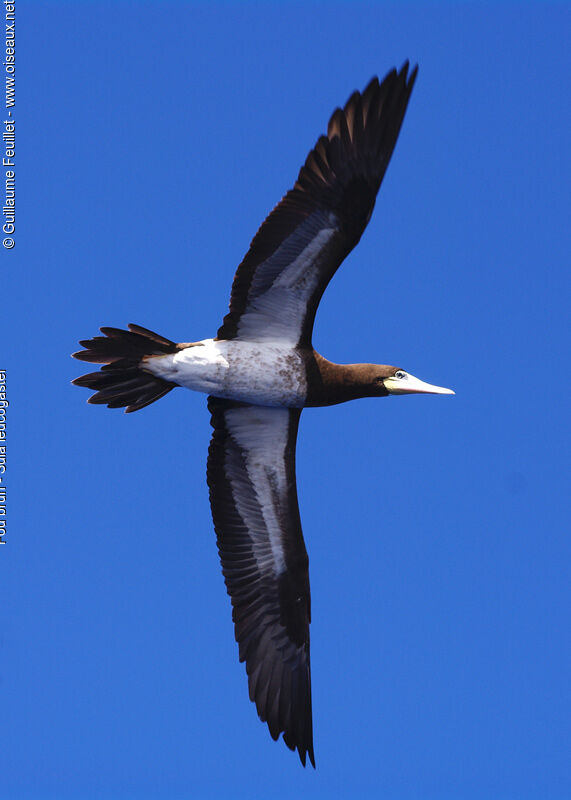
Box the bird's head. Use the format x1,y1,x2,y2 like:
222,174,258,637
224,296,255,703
309,356,454,405
375,366,454,396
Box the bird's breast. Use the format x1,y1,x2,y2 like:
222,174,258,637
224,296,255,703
146,338,308,407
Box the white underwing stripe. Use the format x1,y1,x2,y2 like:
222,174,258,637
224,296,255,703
272,226,336,290
224,405,292,575
237,225,337,343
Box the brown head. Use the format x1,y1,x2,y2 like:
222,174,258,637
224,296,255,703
306,354,454,407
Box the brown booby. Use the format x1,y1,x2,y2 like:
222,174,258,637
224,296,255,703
73,63,454,767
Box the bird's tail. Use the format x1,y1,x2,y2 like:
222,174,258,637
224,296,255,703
72,324,178,413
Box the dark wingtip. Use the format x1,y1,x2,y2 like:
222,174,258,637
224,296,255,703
406,61,419,88
305,745,316,769
295,741,315,768
283,735,315,768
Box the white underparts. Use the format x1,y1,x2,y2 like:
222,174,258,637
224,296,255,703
144,338,308,407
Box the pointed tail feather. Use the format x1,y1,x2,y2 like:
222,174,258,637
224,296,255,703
72,323,178,413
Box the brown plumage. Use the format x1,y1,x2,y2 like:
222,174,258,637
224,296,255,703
305,354,399,406
71,64,452,769
217,65,418,347
207,399,313,764
72,324,179,413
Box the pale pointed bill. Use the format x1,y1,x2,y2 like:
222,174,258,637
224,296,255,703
383,372,455,396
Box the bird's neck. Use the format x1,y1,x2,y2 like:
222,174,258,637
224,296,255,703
304,351,390,406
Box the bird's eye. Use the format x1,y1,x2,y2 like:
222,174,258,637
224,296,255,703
395,370,407,379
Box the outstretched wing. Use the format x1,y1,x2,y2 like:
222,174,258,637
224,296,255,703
206,398,314,766
217,63,418,347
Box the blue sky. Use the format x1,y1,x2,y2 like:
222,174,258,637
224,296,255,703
3,2,570,798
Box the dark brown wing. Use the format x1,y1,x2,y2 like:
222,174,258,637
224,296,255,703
217,63,418,347
206,398,314,767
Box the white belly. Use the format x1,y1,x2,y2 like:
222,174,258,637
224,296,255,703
145,338,307,407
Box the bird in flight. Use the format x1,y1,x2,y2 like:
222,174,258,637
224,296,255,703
73,62,454,767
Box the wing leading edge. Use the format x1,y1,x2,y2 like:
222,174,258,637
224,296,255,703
217,63,418,347
206,398,314,766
